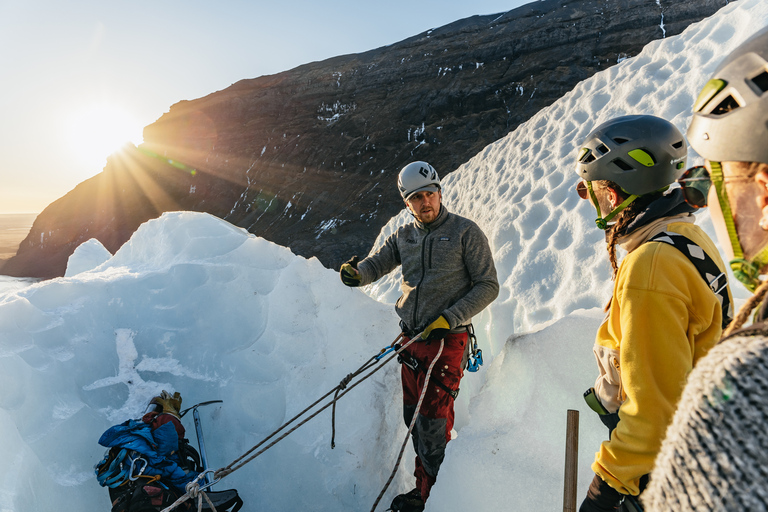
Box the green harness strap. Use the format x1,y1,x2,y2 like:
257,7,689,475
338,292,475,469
710,161,768,292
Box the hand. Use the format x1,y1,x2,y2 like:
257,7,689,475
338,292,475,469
151,390,183,419
340,256,362,287
579,474,624,512
421,315,450,340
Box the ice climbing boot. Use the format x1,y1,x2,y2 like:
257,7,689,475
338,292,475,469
388,488,425,512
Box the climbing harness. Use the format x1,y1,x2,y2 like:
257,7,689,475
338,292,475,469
397,350,459,400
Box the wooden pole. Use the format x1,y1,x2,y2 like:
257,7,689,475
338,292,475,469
563,409,580,512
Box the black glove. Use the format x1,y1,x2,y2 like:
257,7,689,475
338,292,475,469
340,256,362,287
421,315,450,340
579,474,624,512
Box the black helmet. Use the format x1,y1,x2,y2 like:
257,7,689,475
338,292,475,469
688,25,768,165
576,115,687,195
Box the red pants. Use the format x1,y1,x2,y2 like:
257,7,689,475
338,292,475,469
401,332,467,501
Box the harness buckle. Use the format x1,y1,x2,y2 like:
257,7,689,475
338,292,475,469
397,352,420,372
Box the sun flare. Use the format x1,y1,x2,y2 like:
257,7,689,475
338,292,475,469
66,103,144,171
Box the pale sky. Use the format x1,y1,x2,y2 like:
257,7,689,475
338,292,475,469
0,0,533,214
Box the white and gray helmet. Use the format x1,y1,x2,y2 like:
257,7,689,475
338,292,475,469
688,25,768,165
397,161,441,200
576,115,687,195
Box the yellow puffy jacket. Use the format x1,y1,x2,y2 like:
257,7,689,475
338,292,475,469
591,218,732,496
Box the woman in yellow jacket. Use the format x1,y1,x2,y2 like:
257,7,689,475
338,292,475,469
574,115,733,511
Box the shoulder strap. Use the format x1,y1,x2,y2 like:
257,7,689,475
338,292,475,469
648,232,732,329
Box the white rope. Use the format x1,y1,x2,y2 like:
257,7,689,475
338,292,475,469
370,337,445,512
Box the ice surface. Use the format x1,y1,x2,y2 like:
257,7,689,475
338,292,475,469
0,1,767,511
64,238,112,277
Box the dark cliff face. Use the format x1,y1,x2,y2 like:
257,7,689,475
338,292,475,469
2,0,731,278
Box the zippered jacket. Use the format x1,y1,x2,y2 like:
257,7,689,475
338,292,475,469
591,216,732,496
357,205,499,332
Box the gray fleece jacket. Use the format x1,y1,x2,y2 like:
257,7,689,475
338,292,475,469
357,205,499,332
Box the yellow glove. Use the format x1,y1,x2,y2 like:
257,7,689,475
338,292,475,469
150,390,182,418
421,316,450,340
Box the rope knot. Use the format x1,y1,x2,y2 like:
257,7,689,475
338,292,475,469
185,481,200,498
338,373,354,390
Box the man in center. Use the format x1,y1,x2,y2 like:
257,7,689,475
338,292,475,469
340,161,499,512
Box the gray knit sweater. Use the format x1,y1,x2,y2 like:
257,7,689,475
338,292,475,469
643,323,768,511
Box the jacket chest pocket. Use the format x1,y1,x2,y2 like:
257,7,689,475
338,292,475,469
428,237,464,271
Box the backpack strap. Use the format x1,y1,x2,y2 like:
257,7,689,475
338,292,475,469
648,231,733,329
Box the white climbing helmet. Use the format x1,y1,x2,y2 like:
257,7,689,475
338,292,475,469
397,161,441,201
688,25,768,165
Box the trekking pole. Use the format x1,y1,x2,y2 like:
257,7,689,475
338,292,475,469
563,409,579,512
181,400,224,489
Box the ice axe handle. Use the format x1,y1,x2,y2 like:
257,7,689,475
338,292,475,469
563,409,579,512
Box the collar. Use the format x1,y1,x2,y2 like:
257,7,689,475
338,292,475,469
618,213,695,253
621,188,696,234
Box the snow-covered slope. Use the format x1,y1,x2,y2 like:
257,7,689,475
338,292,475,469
1,1,767,511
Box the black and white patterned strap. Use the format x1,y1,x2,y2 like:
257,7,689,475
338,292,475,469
649,231,733,329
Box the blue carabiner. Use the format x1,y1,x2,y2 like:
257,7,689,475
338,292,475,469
466,348,483,372
375,344,398,361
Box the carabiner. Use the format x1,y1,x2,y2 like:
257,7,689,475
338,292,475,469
467,348,483,373
375,343,400,361
128,455,148,481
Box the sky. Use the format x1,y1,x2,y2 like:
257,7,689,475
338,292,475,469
0,0,534,214
0,1,765,510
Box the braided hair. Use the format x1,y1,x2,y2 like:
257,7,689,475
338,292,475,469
592,180,664,280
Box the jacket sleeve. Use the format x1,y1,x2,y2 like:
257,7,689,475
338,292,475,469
357,233,401,286
442,223,499,328
592,276,696,495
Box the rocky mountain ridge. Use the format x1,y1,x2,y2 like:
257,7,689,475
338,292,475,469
2,0,731,278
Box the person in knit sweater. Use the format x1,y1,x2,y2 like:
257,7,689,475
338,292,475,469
643,25,768,512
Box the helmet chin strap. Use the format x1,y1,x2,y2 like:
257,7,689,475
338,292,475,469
710,161,768,292
586,181,639,230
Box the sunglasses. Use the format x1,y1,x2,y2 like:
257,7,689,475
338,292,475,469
676,166,710,208
576,180,589,200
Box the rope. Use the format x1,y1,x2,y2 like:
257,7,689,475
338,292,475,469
162,332,418,511
369,337,445,512
216,334,418,479
722,278,768,337
161,473,216,512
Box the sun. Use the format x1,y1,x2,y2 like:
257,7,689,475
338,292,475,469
66,103,144,171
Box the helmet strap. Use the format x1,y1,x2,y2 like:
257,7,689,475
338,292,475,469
586,181,639,230
711,161,767,291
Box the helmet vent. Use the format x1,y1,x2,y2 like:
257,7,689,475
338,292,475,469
612,137,629,145
596,144,609,155
712,95,740,115
612,159,634,171
750,71,768,94
671,140,684,149
582,152,596,163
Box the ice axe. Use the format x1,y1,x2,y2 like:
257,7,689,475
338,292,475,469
181,400,223,489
